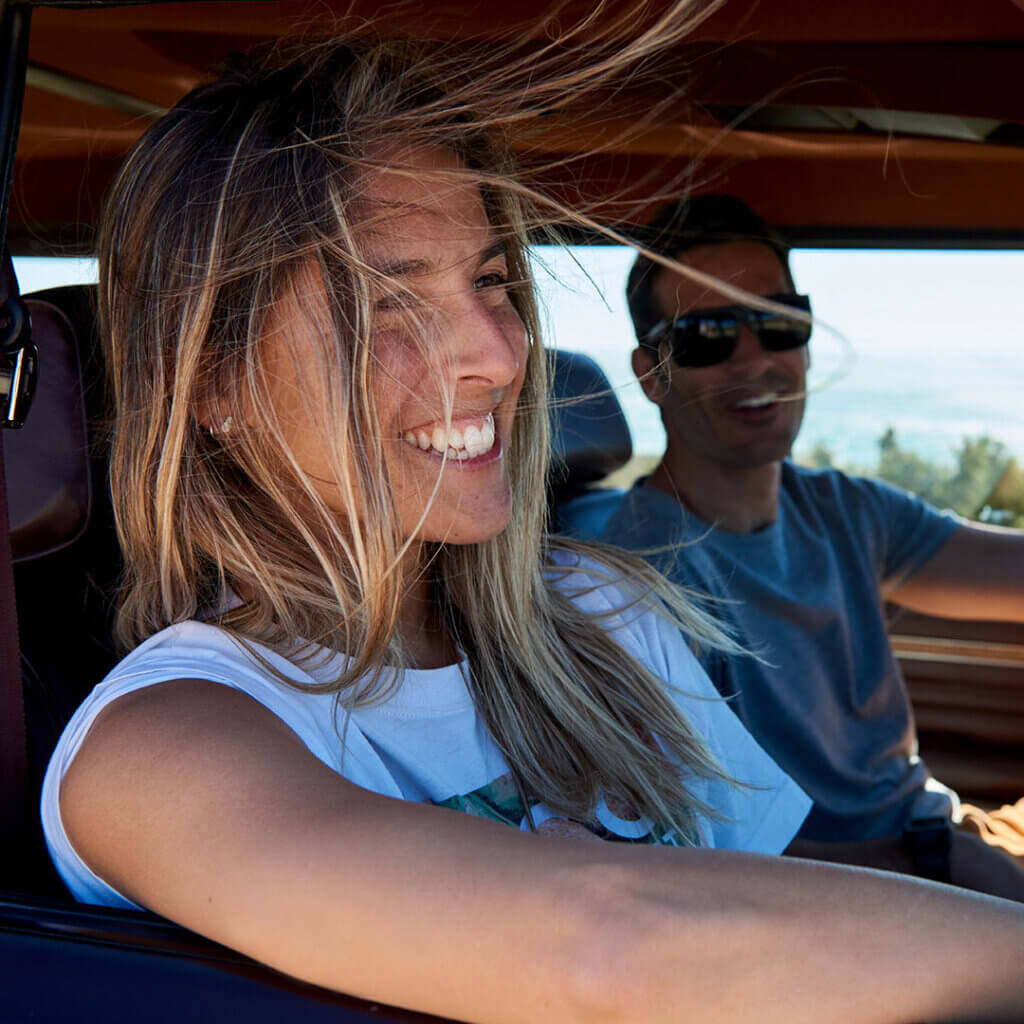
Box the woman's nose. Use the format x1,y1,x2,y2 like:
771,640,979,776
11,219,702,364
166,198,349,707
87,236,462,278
447,297,523,388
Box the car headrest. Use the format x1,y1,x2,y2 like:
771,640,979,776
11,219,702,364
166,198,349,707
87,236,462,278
1,256,91,562
548,349,631,498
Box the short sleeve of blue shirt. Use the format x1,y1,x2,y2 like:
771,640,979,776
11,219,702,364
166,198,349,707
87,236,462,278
824,471,961,590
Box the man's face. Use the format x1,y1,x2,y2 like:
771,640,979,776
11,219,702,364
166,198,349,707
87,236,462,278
638,240,808,470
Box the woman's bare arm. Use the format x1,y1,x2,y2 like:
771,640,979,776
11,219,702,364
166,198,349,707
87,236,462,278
61,679,1024,1024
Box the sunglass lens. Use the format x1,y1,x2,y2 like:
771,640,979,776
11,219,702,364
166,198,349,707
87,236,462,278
756,315,812,351
756,294,812,351
671,315,738,367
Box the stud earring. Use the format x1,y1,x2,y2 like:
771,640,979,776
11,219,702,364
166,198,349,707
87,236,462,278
207,415,233,438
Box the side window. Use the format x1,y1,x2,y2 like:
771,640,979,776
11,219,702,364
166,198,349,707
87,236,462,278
11,256,99,294
792,250,1023,528
535,244,1024,526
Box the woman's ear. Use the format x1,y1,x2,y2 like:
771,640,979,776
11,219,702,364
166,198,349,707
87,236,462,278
632,347,671,405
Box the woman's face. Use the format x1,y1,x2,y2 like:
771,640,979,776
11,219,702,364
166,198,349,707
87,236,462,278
259,146,528,546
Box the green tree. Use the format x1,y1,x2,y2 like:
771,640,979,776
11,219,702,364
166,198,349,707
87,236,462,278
804,443,834,469
798,429,1024,526
985,458,1024,527
876,428,948,504
941,436,1011,518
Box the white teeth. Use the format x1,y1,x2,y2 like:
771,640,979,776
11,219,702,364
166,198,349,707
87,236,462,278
464,423,481,452
464,422,494,459
403,413,496,460
737,392,780,409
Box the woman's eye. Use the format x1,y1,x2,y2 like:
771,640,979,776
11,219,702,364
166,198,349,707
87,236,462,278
474,270,509,291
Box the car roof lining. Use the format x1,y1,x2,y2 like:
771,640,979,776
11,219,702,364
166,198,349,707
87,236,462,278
9,0,1024,247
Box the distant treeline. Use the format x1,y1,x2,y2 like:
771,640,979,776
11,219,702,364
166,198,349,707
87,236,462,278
803,429,1024,527
608,430,1024,528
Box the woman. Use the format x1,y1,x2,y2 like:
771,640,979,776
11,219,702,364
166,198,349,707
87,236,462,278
40,20,1024,1024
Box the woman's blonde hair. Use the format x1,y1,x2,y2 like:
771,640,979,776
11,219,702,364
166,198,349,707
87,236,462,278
101,0,742,843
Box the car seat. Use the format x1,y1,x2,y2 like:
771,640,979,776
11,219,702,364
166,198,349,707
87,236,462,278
548,349,632,537
2,256,120,896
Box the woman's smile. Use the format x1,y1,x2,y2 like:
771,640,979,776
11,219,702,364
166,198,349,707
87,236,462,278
401,412,499,463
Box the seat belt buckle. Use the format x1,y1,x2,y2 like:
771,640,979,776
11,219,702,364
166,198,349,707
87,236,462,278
0,296,38,429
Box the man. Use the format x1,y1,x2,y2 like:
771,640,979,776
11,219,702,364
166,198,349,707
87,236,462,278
597,195,1024,894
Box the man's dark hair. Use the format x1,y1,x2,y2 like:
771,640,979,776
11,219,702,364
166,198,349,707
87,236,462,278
626,194,794,344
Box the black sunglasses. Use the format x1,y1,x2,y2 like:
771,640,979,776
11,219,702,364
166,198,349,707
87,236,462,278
643,292,812,368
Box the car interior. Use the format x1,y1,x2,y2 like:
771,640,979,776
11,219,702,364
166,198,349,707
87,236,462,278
2,0,1024,1019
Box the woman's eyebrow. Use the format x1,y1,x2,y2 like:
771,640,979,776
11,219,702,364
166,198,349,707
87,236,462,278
370,257,432,278
370,240,507,279
477,240,508,267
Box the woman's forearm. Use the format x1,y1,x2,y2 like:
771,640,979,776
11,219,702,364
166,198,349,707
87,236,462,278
276,806,1024,1024
62,680,1024,1023
591,848,1023,1024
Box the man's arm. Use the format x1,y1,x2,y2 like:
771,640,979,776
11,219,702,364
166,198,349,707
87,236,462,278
887,521,1024,621
785,833,1024,902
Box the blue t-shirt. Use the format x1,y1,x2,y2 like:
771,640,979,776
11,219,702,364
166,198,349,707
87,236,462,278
599,462,961,841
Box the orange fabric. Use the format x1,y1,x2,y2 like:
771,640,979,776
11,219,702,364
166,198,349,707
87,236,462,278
960,799,1024,860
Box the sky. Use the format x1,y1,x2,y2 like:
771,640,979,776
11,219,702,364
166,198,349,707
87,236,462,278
16,248,1024,470
532,246,1024,468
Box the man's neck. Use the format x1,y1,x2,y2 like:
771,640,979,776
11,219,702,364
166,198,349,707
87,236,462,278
645,449,783,534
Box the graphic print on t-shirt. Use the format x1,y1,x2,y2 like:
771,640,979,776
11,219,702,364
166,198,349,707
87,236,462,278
434,772,690,845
